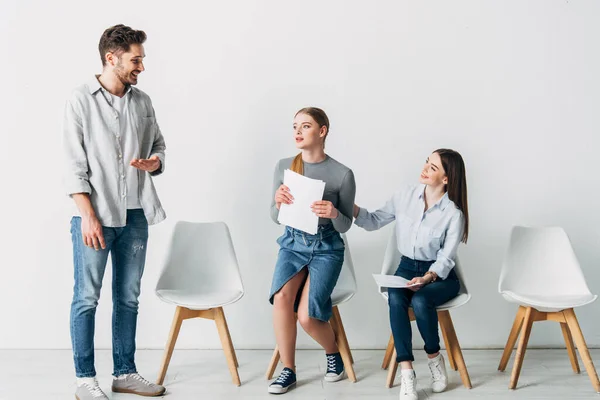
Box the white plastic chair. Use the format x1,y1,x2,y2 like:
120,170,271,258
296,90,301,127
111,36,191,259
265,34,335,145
265,233,358,382
155,221,245,386
379,227,472,389
497,226,599,392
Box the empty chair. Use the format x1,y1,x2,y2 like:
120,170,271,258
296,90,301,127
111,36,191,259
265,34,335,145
265,233,358,382
498,226,599,392
155,221,244,386
378,227,472,389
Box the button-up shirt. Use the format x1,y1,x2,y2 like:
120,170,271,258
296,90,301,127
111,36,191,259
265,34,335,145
355,184,464,279
62,76,166,227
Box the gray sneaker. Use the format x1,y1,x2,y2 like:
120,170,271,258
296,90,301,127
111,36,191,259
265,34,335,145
75,378,109,400
111,373,166,397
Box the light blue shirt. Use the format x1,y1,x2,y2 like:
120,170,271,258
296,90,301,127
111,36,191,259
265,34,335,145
354,184,464,279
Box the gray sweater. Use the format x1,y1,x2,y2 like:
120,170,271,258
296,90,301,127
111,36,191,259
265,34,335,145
270,155,356,233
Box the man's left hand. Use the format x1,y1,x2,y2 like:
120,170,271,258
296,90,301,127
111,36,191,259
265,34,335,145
131,155,161,172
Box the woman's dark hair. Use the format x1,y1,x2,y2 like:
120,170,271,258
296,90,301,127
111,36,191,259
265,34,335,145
435,148,469,243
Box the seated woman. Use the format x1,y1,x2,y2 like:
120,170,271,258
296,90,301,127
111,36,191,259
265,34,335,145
353,149,469,400
268,107,356,394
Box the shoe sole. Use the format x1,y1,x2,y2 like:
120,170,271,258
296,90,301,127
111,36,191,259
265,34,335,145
268,381,296,394
323,370,345,382
112,387,166,397
431,381,448,393
76,395,106,400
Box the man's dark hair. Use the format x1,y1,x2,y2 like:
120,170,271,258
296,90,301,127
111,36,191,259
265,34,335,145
99,24,147,66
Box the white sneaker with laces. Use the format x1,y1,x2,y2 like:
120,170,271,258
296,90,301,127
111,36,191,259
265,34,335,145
399,369,418,400
75,377,109,400
428,353,448,393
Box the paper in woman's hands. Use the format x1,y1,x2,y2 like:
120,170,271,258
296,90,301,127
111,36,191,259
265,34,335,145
372,274,423,288
277,169,326,235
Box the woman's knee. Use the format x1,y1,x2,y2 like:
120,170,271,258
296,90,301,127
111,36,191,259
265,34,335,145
273,287,296,307
297,307,311,328
411,293,434,314
274,273,306,307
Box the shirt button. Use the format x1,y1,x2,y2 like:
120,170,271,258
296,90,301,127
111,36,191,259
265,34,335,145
121,174,125,179
118,154,122,159
122,193,126,198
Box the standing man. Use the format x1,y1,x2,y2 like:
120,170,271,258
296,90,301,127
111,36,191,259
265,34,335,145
63,24,167,399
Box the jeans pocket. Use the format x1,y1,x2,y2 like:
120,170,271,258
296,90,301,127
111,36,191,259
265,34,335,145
321,233,345,252
277,231,293,247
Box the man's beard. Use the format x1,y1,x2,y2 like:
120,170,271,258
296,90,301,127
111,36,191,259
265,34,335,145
114,62,135,87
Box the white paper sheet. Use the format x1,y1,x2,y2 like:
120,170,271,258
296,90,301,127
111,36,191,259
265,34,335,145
372,274,423,288
277,169,326,235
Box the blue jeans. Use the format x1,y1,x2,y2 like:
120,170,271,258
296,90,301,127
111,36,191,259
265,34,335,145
70,209,148,378
388,256,460,363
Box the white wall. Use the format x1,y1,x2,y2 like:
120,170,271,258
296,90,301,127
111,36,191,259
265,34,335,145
1,0,599,350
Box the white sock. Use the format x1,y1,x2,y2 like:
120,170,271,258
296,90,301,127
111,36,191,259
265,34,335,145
428,353,442,363
76,377,97,387
400,368,415,377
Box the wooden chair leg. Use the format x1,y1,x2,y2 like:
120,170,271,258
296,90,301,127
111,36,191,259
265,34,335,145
157,306,185,385
509,306,535,389
560,321,580,374
232,344,239,368
438,310,472,389
386,348,398,388
438,311,457,371
332,306,354,365
214,307,241,386
266,345,280,380
382,333,394,370
563,308,600,392
330,307,357,382
498,305,526,372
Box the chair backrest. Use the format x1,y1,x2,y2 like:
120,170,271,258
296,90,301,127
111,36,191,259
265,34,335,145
155,221,244,295
331,233,358,301
499,226,592,297
379,225,469,295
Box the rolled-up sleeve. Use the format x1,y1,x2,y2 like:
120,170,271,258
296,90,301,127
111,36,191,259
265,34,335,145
429,211,464,279
63,99,91,196
148,105,166,176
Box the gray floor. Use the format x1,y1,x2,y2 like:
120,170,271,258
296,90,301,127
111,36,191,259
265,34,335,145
1,349,599,399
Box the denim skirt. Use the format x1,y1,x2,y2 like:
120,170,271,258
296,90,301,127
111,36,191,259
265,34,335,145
269,224,345,322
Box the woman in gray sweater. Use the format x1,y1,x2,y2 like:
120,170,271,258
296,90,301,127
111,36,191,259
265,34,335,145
267,107,356,394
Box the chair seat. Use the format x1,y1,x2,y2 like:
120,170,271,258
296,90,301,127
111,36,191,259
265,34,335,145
437,292,471,310
332,288,356,306
156,289,244,310
501,291,597,312
380,292,471,310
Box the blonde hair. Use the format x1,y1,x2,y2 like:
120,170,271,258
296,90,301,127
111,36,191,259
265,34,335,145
291,107,330,175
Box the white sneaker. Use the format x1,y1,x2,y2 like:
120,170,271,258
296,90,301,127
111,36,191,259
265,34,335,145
399,369,418,400
428,353,448,393
75,377,109,399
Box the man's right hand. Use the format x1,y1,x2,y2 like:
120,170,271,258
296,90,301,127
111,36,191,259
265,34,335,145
81,215,106,250
275,184,294,210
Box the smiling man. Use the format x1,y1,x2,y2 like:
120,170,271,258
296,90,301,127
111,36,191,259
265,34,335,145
63,24,166,399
